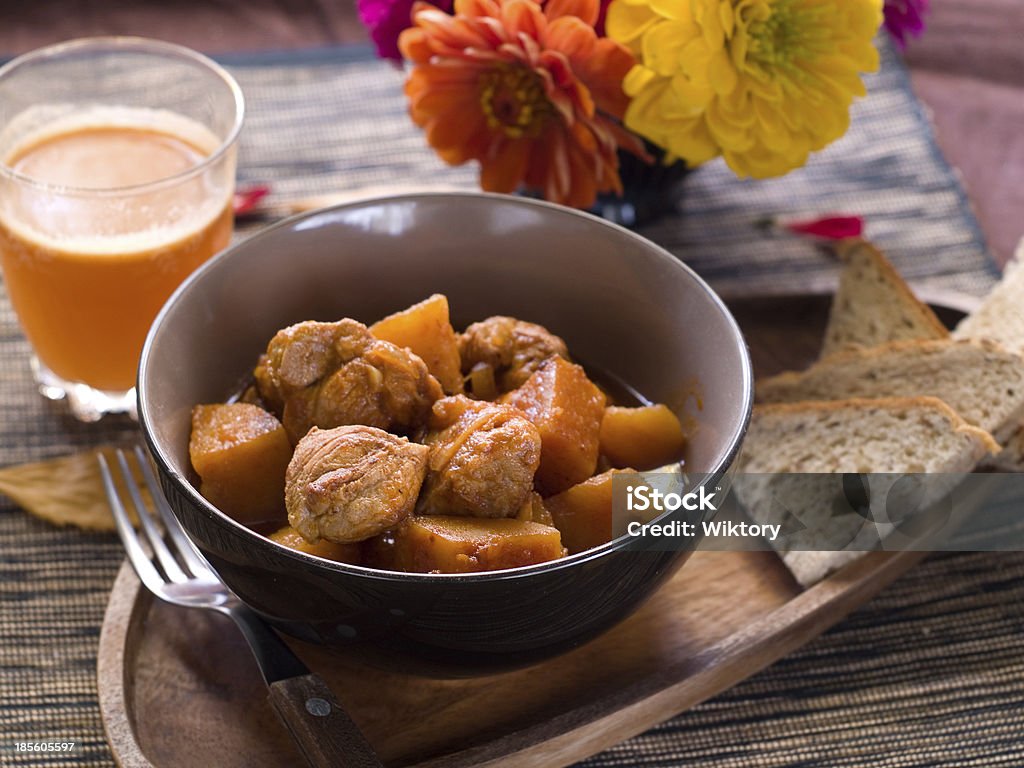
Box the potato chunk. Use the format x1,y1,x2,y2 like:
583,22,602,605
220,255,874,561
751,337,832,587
545,469,626,554
599,404,687,470
515,492,554,527
189,403,292,526
268,525,362,564
371,294,463,395
503,357,605,494
375,516,566,573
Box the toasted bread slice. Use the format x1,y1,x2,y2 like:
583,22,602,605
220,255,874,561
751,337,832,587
954,240,1024,470
820,240,948,358
757,338,1024,441
741,396,998,474
737,396,998,585
954,242,1024,355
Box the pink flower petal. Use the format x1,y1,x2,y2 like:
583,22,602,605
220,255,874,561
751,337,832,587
233,184,271,217
359,0,455,61
785,214,865,240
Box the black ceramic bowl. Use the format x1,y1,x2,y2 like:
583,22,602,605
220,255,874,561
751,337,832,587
138,193,753,675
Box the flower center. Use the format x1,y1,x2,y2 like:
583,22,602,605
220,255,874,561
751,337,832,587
745,1,826,69
479,65,551,139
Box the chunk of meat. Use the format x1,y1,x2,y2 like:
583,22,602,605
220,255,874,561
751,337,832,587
459,316,569,394
417,395,541,518
285,425,429,543
255,318,442,442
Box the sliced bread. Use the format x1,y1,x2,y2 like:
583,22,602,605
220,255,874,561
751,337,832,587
953,240,1024,470
741,396,998,474
953,243,1024,355
737,397,998,585
820,239,948,358
756,338,1024,442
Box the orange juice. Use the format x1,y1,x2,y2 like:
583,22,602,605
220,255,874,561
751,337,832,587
0,108,233,391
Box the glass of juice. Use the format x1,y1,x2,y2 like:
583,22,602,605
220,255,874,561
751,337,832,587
0,38,243,421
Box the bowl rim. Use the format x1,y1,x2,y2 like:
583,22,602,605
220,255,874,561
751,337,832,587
138,191,754,583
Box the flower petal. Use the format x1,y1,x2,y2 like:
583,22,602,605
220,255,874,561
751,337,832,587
612,0,881,178
480,137,531,191
398,0,628,209
605,1,660,50
545,0,599,26
501,0,546,40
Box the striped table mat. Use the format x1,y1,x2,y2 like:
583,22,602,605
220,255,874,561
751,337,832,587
2,41,1020,768
224,42,998,296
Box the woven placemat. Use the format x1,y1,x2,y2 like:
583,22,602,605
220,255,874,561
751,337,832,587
222,42,998,296
1,42,1019,767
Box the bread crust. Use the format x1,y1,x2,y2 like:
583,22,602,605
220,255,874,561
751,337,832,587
757,337,1024,442
763,337,1018,392
752,395,1000,456
953,243,1024,354
821,239,948,358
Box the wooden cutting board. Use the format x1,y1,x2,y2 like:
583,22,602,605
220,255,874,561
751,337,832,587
97,290,976,768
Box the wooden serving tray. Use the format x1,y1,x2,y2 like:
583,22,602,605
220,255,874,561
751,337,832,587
97,291,976,768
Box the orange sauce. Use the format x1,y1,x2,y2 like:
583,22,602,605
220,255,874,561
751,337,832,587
0,116,232,391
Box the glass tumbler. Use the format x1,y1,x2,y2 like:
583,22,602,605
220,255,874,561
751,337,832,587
0,37,243,421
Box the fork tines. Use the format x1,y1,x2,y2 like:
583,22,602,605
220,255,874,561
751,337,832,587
98,446,216,592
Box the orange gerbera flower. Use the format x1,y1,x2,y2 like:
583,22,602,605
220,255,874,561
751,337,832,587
399,0,641,208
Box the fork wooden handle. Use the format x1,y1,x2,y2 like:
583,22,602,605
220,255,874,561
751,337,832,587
268,673,384,768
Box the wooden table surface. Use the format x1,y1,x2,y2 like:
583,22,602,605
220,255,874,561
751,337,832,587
1,0,1020,265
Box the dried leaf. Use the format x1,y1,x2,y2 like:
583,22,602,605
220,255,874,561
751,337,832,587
0,447,143,531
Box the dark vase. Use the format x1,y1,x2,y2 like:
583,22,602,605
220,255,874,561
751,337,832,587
590,144,691,228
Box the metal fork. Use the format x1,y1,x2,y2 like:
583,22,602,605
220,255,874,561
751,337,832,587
99,446,384,768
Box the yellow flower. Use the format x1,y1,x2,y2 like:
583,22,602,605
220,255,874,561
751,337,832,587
607,0,883,178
